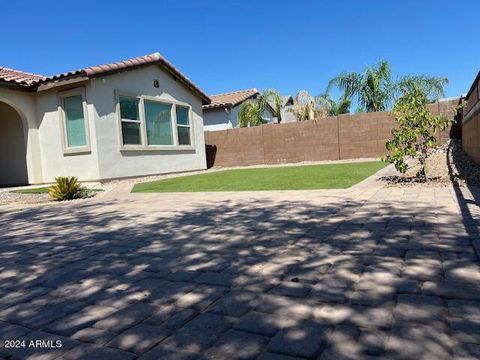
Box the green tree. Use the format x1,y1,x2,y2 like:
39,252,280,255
395,75,448,102
238,89,282,127
327,61,393,112
327,61,448,112
383,87,454,182
264,89,283,123
315,92,351,116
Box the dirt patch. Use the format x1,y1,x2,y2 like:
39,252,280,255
381,140,480,186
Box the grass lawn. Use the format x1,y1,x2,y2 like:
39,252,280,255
12,186,50,194
12,187,103,194
132,161,387,193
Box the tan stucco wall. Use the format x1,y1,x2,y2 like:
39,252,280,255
0,88,43,184
35,86,100,182
1,63,207,184
0,102,28,185
89,64,207,180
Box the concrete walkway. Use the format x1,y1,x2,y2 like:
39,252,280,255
0,168,479,359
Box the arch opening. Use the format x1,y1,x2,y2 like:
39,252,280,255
0,101,29,186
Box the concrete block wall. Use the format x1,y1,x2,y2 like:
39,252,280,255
205,100,459,168
462,72,480,163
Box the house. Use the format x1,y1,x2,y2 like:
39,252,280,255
0,52,211,186
268,95,296,123
202,89,275,131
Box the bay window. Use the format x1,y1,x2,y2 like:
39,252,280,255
117,93,193,149
144,100,174,145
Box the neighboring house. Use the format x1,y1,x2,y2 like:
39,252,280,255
268,95,296,123
202,89,275,131
0,52,211,186
280,95,296,123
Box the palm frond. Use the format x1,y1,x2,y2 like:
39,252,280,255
262,89,283,121
327,72,362,99
396,75,448,101
238,99,265,127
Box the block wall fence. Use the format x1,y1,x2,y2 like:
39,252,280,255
462,72,480,164
205,100,459,168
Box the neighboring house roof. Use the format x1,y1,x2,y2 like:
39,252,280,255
0,53,210,103
203,88,259,109
267,95,294,112
282,95,294,106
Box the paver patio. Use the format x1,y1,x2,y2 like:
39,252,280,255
0,171,480,359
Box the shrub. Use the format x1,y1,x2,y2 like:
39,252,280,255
383,88,456,182
49,176,86,201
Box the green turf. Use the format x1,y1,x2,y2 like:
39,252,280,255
132,161,387,193
12,186,50,194
12,187,103,194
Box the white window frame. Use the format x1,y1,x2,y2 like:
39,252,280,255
116,91,195,151
115,91,144,150
58,87,91,155
175,104,193,146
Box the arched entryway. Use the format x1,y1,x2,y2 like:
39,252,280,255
0,101,28,186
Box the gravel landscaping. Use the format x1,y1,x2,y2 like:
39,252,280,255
381,139,480,186
0,183,111,207
0,190,51,206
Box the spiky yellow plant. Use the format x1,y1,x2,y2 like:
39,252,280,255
48,176,86,201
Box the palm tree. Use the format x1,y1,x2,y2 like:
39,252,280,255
327,61,448,112
264,89,283,123
315,92,351,116
327,61,393,112
238,89,282,127
395,75,448,102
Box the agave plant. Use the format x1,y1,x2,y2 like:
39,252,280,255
49,176,86,201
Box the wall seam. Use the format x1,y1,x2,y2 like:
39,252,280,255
336,116,341,160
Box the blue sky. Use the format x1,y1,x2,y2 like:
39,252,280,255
1,0,478,100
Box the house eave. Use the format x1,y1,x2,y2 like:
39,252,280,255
35,75,90,92
0,81,35,92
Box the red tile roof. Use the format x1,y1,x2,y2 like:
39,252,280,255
0,53,210,103
203,89,259,109
0,67,44,86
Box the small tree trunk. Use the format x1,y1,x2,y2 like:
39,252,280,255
417,141,428,182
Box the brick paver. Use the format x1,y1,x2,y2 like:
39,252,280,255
0,174,479,359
